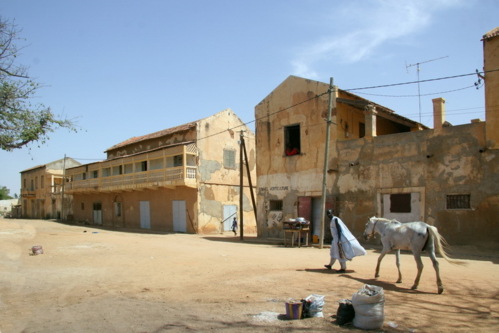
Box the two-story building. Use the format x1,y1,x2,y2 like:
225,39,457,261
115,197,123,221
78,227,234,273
20,157,81,219
254,27,499,245
65,109,256,234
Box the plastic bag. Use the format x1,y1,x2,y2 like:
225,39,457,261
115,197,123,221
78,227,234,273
336,299,355,325
352,284,384,329
302,294,325,318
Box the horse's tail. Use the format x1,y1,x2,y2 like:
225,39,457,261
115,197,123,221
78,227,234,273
427,226,467,265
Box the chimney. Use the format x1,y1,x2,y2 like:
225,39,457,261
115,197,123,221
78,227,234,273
483,27,499,149
364,104,377,138
432,97,446,129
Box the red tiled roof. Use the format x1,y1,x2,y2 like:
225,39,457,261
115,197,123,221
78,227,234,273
105,121,197,152
482,27,499,40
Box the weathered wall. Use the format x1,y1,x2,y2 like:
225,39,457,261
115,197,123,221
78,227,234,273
336,122,499,244
196,109,257,234
254,76,414,239
72,187,197,232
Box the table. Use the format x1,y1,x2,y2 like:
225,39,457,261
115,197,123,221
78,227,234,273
283,221,310,247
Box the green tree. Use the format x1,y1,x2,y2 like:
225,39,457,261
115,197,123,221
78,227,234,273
0,17,76,151
0,186,13,199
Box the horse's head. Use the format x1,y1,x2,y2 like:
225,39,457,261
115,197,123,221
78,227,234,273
363,217,378,240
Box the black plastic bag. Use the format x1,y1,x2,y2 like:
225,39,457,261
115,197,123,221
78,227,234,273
336,299,355,325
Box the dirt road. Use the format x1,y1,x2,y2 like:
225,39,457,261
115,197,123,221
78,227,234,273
1,218,498,332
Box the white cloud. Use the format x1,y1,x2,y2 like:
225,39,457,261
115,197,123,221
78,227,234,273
291,0,467,78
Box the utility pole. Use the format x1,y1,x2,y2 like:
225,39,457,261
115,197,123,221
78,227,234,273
241,134,257,222
319,78,335,249
61,154,66,222
239,130,245,240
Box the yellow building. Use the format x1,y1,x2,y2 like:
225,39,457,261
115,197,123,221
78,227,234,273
255,27,499,245
20,157,81,219
66,109,256,234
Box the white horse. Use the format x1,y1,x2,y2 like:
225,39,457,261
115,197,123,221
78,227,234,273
363,217,465,294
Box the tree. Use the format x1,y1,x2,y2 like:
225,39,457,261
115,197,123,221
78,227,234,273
0,17,76,151
0,186,13,199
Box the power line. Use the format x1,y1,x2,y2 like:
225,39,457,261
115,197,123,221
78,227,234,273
344,68,499,92
353,85,475,98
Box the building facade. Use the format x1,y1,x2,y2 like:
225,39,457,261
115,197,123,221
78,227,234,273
65,109,256,234
254,27,499,245
20,157,81,219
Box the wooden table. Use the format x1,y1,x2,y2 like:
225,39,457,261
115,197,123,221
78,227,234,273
283,221,310,247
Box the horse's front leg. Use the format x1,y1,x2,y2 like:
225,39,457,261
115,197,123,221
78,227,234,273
395,249,402,283
411,253,424,290
375,250,388,278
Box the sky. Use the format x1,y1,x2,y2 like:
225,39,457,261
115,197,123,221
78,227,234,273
1,0,497,197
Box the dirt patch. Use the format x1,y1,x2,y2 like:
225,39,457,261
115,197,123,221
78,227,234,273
1,218,498,332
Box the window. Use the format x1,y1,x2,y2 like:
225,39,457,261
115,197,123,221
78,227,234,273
446,194,471,209
81,202,85,210
92,170,99,178
135,161,147,172
112,165,123,176
269,200,283,211
390,193,411,213
102,168,111,177
223,149,236,169
41,176,44,189
173,155,183,167
150,158,164,170
124,163,134,174
359,122,365,138
284,124,300,156
114,202,122,217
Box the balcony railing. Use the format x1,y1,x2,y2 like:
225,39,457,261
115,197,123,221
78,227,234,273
67,166,197,193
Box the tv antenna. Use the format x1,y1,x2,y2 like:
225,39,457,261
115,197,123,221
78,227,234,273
406,56,448,123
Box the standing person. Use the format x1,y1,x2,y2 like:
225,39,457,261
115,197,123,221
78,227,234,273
231,217,238,236
324,209,366,272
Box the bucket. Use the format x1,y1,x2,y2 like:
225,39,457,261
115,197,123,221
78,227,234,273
312,235,319,243
285,301,303,319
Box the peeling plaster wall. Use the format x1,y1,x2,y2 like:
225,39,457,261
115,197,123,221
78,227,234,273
336,122,499,244
196,109,257,234
254,76,414,239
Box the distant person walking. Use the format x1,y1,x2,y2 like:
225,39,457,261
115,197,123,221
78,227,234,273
231,217,238,236
324,209,366,272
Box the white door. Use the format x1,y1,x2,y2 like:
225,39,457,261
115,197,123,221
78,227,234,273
223,205,237,231
172,200,186,232
93,202,102,225
140,201,151,229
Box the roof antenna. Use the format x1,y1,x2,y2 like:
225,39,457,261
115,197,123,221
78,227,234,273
406,56,449,123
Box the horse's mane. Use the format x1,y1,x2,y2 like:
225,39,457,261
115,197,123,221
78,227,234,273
371,216,400,224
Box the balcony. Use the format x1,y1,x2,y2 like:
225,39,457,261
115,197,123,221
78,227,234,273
67,166,197,193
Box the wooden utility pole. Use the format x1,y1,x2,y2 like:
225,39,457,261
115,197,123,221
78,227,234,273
241,134,257,222
319,78,335,249
61,154,67,222
239,130,244,240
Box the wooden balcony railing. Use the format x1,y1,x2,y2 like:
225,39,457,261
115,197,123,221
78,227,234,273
67,166,197,193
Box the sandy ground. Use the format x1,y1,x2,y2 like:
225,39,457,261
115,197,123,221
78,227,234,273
0,218,498,333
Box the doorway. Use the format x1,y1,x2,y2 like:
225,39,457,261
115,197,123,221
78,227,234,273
140,201,150,229
172,200,187,232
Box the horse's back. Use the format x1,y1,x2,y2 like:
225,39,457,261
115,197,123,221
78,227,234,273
385,221,429,251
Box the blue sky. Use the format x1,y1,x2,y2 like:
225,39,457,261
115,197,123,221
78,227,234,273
1,0,497,196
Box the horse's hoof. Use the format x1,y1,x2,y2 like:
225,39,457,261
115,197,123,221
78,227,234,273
438,287,444,294
375,275,379,278
411,285,418,290
396,280,402,284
